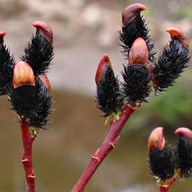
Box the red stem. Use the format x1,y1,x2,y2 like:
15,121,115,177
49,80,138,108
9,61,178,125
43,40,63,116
71,105,135,192
20,120,36,192
159,176,177,192
160,187,169,192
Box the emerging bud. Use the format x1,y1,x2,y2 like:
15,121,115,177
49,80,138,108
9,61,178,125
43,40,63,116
32,21,53,44
128,37,149,66
166,27,189,49
95,54,113,85
95,54,123,117
175,127,192,143
175,127,192,177
148,127,175,180
13,61,35,88
39,73,51,92
0,31,6,42
148,127,165,151
122,3,146,26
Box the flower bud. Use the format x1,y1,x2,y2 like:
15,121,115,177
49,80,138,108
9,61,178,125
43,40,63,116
175,127,192,177
39,73,51,92
122,3,146,26
13,61,35,88
128,37,149,66
0,31,6,42
166,27,189,49
32,21,53,44
95,54,113,85
175,127,192,143
148,127,165,151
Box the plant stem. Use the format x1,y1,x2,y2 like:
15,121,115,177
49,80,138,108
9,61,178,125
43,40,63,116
71,104,135,192
20,120,36,192
160,187,168,192
159,176,177,192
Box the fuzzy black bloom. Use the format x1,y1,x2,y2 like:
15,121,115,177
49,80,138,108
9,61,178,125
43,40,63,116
149,146,175,179
152,39,189,92
96,65,123,116
9,76,52,128
175,136,192,178
122,65,151,105
119,15,155,63
20,32,54,75
0,40,15,95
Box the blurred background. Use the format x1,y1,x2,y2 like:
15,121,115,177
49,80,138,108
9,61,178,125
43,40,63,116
0,0,192,191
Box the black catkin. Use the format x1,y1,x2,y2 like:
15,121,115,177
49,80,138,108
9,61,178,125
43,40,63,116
149,146,175,179
119,14,156,63
175,136,192,178
152,39,189,92
121,65,151,105
9,77,52,128
96,65,123,116
20,32,54,75
0,43,15,95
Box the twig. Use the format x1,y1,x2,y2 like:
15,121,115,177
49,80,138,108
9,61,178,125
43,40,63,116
159,175,177,192
20,119,36,192
71,104,135,192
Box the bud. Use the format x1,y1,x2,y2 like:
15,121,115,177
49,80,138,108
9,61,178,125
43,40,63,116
148,127,165,151
148,127,175,180
39,73,51,92
122,3,146,26
166,27,189,49
13,61,35,88
175,127,192,143
128,37,149,66
95,54,113,85
0,31,6,42
175,127,192,177
32,21,53,44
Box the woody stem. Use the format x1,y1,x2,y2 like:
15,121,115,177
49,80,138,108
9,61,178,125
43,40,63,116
71,104,135,192
20,120,36,192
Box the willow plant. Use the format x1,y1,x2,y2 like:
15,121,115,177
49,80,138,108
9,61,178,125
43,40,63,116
0,2,190,192
148,127,192,192
72,3,190,192
0,21,53,192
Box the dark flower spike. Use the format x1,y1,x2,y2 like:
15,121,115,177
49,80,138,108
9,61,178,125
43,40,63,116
119,3,156,63
10,76,52,128
0,31,15,95
95,54,123,119
122,37,151,106
20,21,54,75
175,127,192,177
148,127,175,180
152,28,190,92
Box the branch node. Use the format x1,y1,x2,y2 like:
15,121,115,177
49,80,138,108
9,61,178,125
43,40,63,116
92,155,100,162
110,136,120,148
92,148,101,162
28,174,36,179
22,158,29,162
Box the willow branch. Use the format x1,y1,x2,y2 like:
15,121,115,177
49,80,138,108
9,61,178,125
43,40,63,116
71,104,135,192
20,119,36,192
